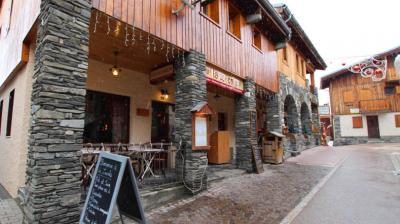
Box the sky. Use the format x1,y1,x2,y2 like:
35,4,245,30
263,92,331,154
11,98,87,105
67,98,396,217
269,0,400,105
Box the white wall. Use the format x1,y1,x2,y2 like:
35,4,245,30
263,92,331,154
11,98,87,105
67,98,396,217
86,59,176,144
339,115,368,137
339,113,400,137
378,112,400,136
0,42,35,197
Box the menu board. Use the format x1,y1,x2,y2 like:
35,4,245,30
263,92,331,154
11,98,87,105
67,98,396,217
80,152,146,224
252,146,264,174
195,116,208,147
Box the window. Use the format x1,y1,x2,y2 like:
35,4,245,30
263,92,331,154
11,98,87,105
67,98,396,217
0,100,3,135
384,86,395,95
352,116,363,128
395,115,400,128
252,27,262,50
359,89,372,101
228,3,241,39
201,0,219,24
343,90,354,104
296,54,300,73
6,89,14,136
282,47,288,62
218,112,227,131
302,60,306,77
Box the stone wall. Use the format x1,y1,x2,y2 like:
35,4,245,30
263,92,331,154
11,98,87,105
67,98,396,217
22,0,91,223
174,50,208,191
235,78,257,172
277,74,320,154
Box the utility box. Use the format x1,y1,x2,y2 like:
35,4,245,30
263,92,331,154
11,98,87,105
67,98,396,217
262,131,284,164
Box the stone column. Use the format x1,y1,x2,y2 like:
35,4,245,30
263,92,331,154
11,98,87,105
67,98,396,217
22,0,91,223
235,78,257,172
266,93,283,133
174,50,208,191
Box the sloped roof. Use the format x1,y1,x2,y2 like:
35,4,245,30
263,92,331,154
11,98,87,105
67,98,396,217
320,45,400,89
274,3,327,70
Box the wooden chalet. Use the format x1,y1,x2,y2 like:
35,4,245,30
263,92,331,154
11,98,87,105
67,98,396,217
321,46,400,145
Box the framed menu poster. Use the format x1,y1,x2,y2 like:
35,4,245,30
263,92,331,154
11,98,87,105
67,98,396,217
193,115,210,150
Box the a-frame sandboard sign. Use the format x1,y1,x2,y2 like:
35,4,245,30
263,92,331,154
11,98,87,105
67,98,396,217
80,152,146,224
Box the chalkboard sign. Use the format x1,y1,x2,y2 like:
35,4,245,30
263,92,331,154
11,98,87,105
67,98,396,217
80,152,146,224
252,146,264,174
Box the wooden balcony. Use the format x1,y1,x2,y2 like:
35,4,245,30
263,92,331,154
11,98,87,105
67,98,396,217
359,99,391,113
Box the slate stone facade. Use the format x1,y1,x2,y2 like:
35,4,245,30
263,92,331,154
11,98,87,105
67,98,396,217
174,50,208,191
235,78,257,172
22,0,91,223
268,74,321,155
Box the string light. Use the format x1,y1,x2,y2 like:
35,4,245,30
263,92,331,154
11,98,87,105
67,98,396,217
106,16,111,35
166,45,170,62
147,33,151,55
152,39,157,52
347,57,387,82
131,26,136,46
124,24,129,46
93,11,99,33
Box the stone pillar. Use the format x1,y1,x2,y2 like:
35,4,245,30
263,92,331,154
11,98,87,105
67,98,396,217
22,0,91,223
266,93,283,133
235,78,257,172
174,50,208,191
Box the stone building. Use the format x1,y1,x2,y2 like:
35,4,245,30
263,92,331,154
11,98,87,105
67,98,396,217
269,4,327,155
0,0,325,222
321,46,400,146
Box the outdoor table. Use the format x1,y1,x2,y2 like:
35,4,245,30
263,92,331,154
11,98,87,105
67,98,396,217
80,149,101,187
127,146,164,180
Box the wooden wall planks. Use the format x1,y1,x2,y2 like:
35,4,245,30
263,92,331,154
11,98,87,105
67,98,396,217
0,0,41,87
329,55,400,115
92,0,279,92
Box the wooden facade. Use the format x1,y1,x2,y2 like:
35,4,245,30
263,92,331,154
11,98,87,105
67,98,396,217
277,43,310,88
91,0,279,92
0,0,40,88
328,54,400,115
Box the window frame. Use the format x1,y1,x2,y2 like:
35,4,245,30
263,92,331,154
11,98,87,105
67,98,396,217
200,0,220,25
352,116,363,129
252,26,262,52
395,115,400,128
0,100,3,135
6,89,15,137
227,3,242,41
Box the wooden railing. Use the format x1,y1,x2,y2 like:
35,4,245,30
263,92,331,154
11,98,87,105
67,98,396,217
359,99,391,112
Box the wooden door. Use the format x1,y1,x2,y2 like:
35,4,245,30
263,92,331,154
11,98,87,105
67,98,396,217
366,116,380,139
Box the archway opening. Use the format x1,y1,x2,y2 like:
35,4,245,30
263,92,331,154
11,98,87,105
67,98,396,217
284,95,299,133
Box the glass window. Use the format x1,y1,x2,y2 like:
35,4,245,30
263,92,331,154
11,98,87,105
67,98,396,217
6,89,14,136
228,4,241,39
201,0,219,23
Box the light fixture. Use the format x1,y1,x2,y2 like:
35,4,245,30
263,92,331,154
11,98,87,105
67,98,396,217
110,51,122,76
161,88,169,100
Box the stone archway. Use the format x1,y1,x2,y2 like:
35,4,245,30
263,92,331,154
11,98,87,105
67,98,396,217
284,95,299,133
300,103,311,135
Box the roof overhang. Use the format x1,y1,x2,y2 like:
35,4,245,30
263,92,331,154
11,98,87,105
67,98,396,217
274,4,327,70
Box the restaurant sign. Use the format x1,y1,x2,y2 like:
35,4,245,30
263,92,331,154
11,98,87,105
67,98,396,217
206,66,244,94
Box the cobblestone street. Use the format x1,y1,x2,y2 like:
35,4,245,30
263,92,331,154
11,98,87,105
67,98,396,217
143,162,331,224
0,185,23,224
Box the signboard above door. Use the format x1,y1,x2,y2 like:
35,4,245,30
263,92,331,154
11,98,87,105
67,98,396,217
206,66,244,94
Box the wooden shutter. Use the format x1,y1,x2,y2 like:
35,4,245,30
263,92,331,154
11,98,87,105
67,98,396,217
359,89,372,100
395,115,400,128
352,116,363,128
343,90,354,103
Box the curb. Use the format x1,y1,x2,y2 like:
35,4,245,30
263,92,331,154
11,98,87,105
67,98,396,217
279,155,349,224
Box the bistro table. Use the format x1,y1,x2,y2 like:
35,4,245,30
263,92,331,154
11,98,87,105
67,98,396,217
127,146,164,180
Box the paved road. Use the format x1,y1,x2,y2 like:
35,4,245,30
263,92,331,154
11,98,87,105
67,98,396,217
292,144,400,224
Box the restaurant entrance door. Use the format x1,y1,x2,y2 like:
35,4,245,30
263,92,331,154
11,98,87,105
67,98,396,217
84,90,130,143
151,101,175,143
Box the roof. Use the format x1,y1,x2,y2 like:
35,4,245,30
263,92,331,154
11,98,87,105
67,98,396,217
274,4,327,70
320,45,400,89
231,0,292,43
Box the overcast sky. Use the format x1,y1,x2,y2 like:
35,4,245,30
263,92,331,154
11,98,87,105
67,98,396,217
270,0,400,105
